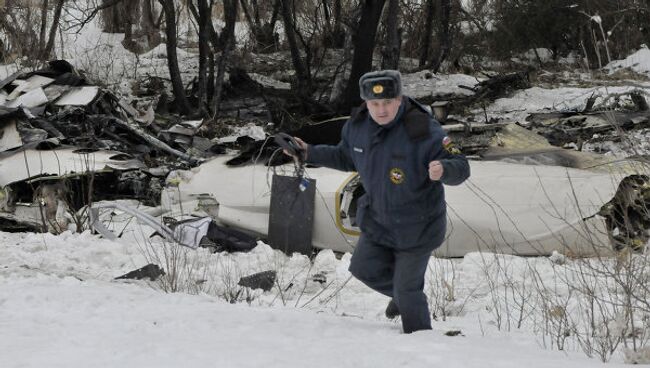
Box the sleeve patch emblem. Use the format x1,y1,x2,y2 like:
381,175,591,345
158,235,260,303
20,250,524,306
442,136,461,155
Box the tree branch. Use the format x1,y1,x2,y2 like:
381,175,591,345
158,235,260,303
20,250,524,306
65,0,127,34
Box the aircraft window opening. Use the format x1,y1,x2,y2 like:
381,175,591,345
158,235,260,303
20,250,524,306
340,176,364,230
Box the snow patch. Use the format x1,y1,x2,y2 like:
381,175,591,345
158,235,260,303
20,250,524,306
605,46,650,76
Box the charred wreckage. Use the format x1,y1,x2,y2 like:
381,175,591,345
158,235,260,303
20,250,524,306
0,61,203,233
0,63,649,257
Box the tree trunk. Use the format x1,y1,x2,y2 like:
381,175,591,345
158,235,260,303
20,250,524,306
579,27,590,69
381,0,400,69
240,0,257,36
430,0,451,73
332,0,344,47
100,0,140,34
329,26,353,104
159,0,192,115
419,0,434,68
142,0,156,30
44,0,65,59
123,3,134,49
240,0,280,52
339,0,386,113
220,0,239,48
189,0,221,51
38,0,48,58
280,0,311,95
207,51,215,102
532,47,543,68
322,0,330,23
197,0,211,116
591,26,602,69
212,0,238,116
141,0,161,46
252,0,260,24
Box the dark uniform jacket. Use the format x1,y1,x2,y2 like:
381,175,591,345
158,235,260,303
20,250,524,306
307,96,470,250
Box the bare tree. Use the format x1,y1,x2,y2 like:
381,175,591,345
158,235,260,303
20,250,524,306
197,0,212,116
419,0,434,67
331,0,344,47
43,0,65,60
188,0,214,107
140,0,160,34
240,0,280,52
380,0,400,69
339,0,386,113
100,0,131,33
212,0,238,116
280,0,312,96
429,0,452,73
322,0,345,48
140,0,161,47
99,0,161,53
38,0,49,58
159,0,192,115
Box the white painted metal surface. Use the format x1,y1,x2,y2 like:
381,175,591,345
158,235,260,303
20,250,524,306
54,86,99,106
0,148,145,186
162,155,621,257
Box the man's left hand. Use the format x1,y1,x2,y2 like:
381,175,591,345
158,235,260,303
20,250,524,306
429,161,444,181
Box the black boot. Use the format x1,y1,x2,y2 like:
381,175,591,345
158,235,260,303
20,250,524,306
385,299,400,319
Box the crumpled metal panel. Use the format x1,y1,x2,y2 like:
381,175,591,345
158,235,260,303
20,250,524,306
0,148,145,187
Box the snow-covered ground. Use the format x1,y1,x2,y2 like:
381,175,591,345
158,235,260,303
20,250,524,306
402,70,479,99
0,275,608,368
1,230,642,368
606,46,650,76
479,84,650,124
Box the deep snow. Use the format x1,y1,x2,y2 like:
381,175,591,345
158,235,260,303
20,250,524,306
0,231,632,368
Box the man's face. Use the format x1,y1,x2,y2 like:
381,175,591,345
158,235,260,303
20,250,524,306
366,97,402,125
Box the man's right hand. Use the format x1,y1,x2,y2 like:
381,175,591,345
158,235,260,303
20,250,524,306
282,136,308,160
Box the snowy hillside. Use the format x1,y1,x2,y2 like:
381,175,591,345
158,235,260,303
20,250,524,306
0,231,637,368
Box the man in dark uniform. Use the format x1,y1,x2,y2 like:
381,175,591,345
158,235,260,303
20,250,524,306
288,70,470,333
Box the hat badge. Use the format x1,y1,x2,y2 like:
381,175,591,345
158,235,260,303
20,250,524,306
372,84,384,94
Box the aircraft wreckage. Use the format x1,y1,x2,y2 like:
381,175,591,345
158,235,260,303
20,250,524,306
159,121,650,257
160,151,648,257
0,62,648,256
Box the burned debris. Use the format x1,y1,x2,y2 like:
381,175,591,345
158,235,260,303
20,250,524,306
238,270,277,292
115,264,166,282
0,60,224,234
455,70,532,111
413,70,533,124
598,175,650,251
525,90,650,149
163,215,258,252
